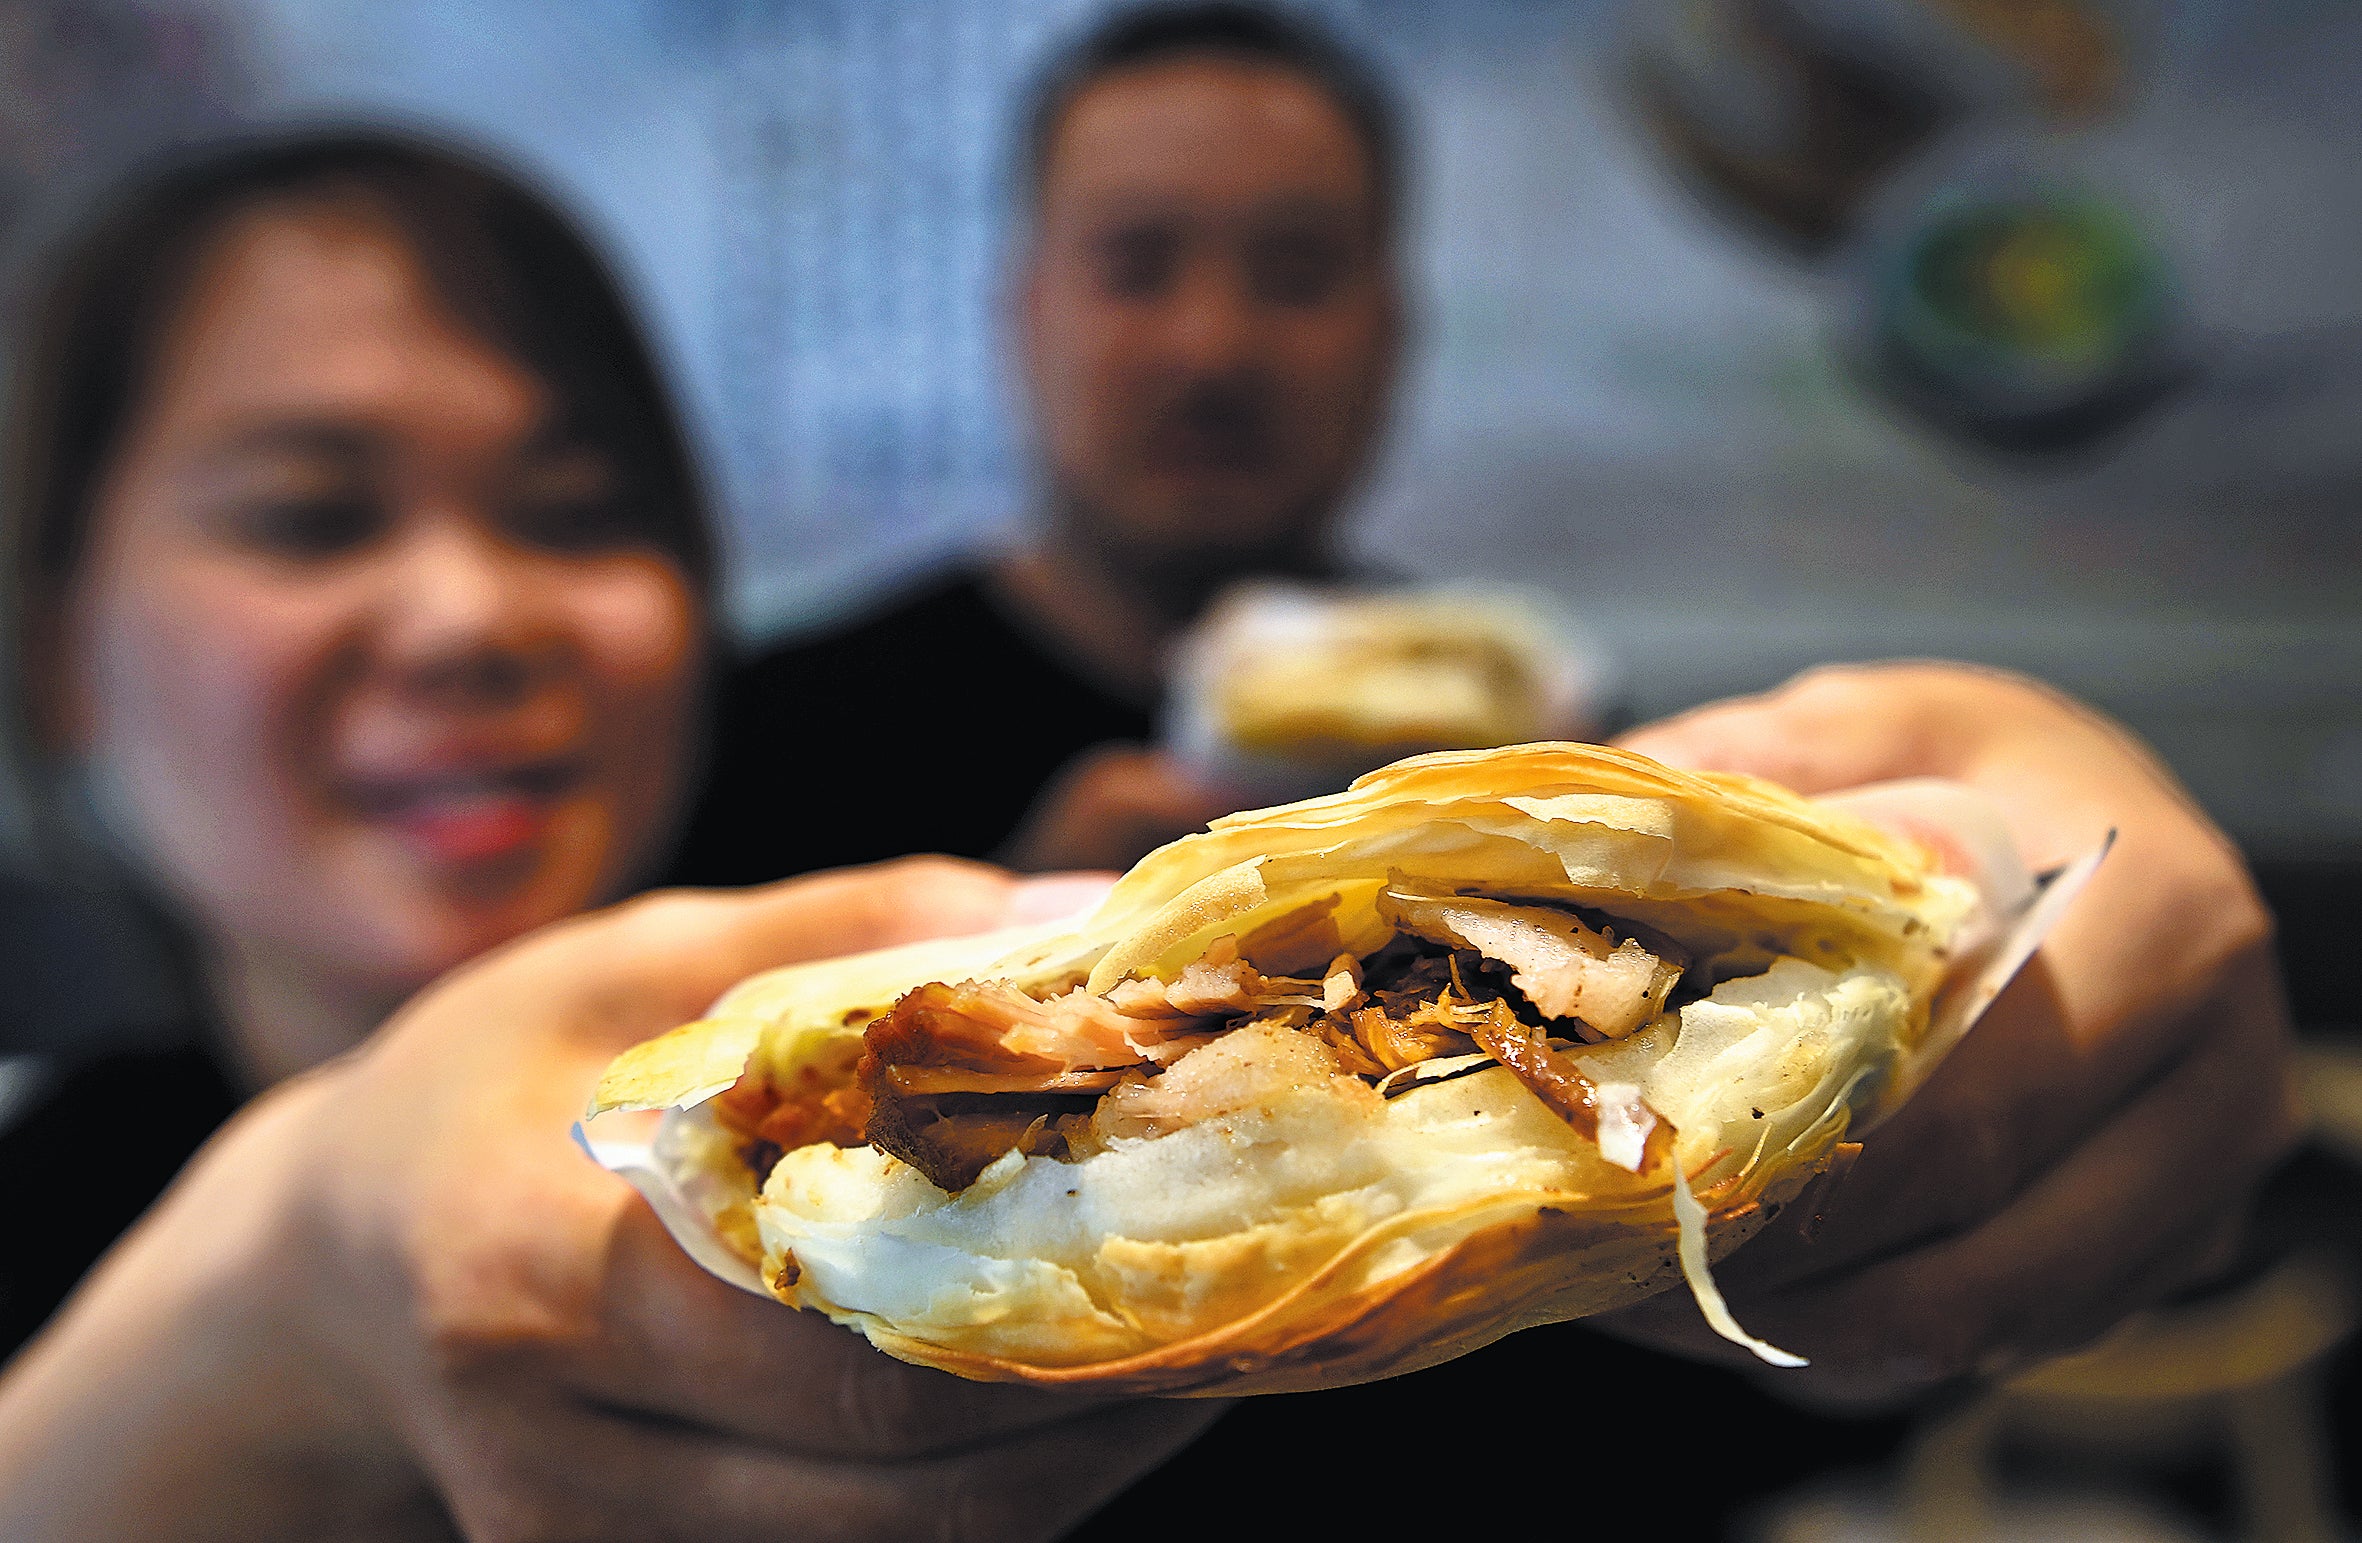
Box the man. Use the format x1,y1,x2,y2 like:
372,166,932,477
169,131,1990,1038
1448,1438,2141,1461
668,2,1403,883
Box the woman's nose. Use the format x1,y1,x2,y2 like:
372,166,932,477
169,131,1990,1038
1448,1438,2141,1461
374,512,560,696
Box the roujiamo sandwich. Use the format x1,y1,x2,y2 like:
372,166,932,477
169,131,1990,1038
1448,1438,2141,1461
590,742,1993,1395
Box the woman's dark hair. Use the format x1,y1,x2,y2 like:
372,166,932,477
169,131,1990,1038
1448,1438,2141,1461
0,126,716,860
1020,1,1405,239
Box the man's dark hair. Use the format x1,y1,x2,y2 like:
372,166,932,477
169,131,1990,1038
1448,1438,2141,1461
1020,2,1405,236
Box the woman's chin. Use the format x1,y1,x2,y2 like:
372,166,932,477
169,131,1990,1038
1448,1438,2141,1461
344,861,613,991
278,808,633,1005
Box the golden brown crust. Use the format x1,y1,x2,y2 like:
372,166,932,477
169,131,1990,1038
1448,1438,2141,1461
841,1155,1828,1396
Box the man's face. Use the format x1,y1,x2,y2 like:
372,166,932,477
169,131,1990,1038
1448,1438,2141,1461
1022,55,1399,568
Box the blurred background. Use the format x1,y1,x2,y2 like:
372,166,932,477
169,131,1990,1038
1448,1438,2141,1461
3,2,2358,1535
6,0,2354,858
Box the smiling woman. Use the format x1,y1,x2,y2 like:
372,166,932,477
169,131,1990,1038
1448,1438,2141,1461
0,129,714,1351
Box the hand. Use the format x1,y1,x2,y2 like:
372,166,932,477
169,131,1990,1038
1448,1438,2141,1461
0,859,1218,1542
1596,663,2301,1404
998,744,1243,873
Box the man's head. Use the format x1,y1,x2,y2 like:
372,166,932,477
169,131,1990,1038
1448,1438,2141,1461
1017,3,1404,588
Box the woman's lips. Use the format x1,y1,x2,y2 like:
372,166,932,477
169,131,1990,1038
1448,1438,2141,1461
347,763,581,868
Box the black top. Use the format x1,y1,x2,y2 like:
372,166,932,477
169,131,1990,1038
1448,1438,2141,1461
0,1042,242,1359
664,566,1155,887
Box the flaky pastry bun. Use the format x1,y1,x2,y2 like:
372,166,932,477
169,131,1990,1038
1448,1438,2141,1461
1163,584,1607,801
592,743,1981,1395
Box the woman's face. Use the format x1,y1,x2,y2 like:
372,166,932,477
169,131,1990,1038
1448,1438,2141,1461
63,200,704,998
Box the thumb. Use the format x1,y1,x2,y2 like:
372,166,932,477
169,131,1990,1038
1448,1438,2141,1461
1004,870,1120,924
1615,699,1809,781
635,858,1033,990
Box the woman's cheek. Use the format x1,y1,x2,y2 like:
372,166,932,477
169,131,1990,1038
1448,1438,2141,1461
568,557,702,842
574,556,702,694
84,563,343,912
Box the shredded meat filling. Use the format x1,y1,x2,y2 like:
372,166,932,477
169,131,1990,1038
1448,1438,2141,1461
1101,935,1330,1017
1380,885,1686,1040
835,906,1689,1193
713,1048,874,1183
858,980,1221,1190
1461,998,1671,1171
1304,948,1484,1074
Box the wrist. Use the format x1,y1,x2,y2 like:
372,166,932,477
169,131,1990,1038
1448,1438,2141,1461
0,1076,420,1540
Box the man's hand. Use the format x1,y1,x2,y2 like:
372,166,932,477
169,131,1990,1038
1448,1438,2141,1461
1597,663,2302,1403
0,859,1217,1542
998,744,1243,873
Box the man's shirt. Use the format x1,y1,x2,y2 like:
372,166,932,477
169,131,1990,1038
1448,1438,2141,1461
665,565,1156,887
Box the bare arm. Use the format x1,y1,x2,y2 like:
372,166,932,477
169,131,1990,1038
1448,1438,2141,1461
0,860,1216,1542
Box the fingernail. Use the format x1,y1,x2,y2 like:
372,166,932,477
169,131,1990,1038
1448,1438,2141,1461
1008,872,1119,924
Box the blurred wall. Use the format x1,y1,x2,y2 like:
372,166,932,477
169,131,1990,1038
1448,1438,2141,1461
7,0,2358,856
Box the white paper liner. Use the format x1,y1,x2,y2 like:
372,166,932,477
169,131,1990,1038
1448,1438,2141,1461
579,780,2113,1338
576,1109,764,1295
1812,779,2111,1132
1876,831,2110,1125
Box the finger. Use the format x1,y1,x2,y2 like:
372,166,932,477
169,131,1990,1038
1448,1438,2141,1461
1003,745,1235,871
1613,696,1799,777
1004,871,1120,924
642,857,1026,977
1128,752,1240,816
541,860,1027,1032
1612,668,1951,792
1605,985,2295,1393
1075,750,1237,829
1616,662,2106,795
552,1204,1146,1460
431,1389,1223,1543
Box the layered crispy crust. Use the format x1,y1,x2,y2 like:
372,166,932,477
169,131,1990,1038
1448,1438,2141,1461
784,1149,1828,1397
592,742,1975,1392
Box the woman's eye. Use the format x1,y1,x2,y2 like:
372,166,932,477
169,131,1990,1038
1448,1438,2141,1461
229,494,384,557
507,493,640,553
506,452,638,553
